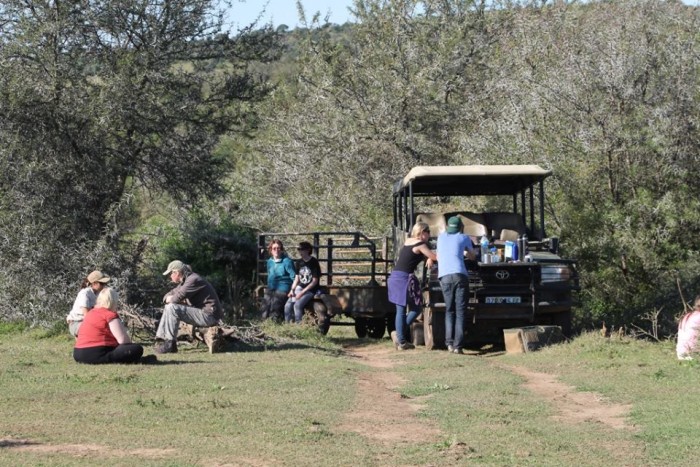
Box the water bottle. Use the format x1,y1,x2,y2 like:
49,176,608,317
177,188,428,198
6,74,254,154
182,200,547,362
480,235,489,261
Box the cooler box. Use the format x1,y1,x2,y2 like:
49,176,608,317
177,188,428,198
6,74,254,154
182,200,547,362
503,325,565,354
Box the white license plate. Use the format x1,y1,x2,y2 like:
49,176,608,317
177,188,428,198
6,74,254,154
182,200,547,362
485,296,521,304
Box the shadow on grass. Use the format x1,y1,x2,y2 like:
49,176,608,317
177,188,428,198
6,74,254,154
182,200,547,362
0,439,39,448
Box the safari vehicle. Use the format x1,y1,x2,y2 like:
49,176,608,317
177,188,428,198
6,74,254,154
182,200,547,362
393,165,580,348
256,232,393,338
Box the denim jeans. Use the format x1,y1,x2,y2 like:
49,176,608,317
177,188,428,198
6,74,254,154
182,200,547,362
395,303,420,344
284,292,314,323
156,303,220,341
440,273,469,349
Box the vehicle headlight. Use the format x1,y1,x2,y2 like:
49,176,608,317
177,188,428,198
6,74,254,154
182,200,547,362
541,265,571,283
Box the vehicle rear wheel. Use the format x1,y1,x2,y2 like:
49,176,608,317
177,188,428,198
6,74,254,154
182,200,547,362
354,318,368,338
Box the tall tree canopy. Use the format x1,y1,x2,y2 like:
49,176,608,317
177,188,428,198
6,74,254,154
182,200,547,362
231,0,700,333
0,0,279,322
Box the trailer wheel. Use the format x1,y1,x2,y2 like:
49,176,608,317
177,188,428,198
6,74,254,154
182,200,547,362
366,318,385,339
302,301,331,335
354,318,368,338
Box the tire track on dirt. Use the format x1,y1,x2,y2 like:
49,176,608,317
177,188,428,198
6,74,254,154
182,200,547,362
337,345,442,444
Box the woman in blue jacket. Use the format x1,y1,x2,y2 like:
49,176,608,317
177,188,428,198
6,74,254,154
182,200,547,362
261,239,296,321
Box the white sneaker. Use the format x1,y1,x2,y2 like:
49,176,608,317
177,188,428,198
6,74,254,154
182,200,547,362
390,331,398,346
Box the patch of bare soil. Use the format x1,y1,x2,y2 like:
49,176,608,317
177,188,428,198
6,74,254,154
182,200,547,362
501,364,647,465
0,438,176,458
338,345,442,444
504,365,635,430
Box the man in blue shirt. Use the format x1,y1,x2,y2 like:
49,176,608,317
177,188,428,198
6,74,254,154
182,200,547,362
437,216,475,354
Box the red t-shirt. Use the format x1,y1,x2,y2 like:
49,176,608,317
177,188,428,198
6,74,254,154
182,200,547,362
74,307,119,348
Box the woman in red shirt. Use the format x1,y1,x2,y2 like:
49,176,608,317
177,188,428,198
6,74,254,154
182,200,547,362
74,288,150,364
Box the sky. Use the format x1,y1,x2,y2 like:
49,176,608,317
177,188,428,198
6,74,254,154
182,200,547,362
226,0,700,30
227,0,356,30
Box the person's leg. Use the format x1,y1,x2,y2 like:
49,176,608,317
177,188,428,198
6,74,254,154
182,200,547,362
69,320,81,338
394,303,407,344
107,344,144,364
156,304,218,353
260,289,273,320
440,274,457,350
269,291,288,322
156,303,182,342
159,304,219,338
453,274,469,351
284,298,294,323
293,292,314,323
73,346,113,364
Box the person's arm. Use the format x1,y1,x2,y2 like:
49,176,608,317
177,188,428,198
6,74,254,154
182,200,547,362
415,243,437,267
108,318,132,344
166,274,202,304
288,276,300,298
297,277,319,298
464,237,476,261
286,259,297,282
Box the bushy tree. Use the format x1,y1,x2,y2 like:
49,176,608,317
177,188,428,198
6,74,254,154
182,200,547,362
466,0,700,332
230,0,508,233
0,0,279,323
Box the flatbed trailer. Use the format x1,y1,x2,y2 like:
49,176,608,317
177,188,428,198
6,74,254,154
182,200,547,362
256,231,394,337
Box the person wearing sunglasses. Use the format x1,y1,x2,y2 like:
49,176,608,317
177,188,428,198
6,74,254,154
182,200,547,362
387,222,437,350
261,239,296,321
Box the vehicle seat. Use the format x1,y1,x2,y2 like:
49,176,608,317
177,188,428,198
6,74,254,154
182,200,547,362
444,211,488,241
483,212,526,240
414,212,446,237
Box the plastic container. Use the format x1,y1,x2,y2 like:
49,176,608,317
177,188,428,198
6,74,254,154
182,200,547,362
480,235,489,260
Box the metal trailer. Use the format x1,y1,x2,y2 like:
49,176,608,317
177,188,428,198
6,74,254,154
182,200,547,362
392,165,580,348
256,231,394,338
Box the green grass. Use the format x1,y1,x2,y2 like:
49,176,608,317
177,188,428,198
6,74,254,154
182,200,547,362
0,326,699,465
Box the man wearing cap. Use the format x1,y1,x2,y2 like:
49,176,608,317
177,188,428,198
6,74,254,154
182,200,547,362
66,270,111,338
155,260,223,354
437,216,475,354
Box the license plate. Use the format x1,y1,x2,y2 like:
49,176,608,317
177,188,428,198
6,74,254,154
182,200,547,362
485,296,521,304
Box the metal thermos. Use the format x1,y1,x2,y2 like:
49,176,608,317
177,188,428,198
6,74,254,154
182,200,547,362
518,234,527,262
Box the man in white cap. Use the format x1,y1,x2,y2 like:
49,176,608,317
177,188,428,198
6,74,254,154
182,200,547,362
155,260,223,354
437,216,475,354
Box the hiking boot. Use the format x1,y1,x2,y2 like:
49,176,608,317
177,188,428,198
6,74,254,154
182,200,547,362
154,339,177,354
397,341,415,350
390,331,398,346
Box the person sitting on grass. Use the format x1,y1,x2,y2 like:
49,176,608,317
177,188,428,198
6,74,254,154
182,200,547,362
74,288,155,364
677,295,700,360
66,270,110,338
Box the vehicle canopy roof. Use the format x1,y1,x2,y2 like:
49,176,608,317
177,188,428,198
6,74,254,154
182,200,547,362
393,165,553,197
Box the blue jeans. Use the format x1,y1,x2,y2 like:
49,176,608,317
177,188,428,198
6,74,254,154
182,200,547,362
440,273,469,350
284,292,314,323
395,303,420,345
